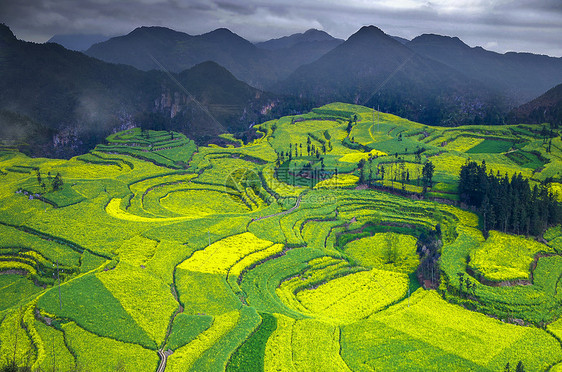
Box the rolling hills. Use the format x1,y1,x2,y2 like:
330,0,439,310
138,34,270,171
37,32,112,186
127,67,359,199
0,102,561,371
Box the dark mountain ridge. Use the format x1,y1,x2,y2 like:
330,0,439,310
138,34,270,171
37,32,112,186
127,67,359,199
85,26,344,88
255,29,342,50
0,24,276,157
276,26,494,126
408,33,562,104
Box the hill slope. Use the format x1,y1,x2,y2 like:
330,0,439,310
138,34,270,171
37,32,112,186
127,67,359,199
408,34,562,104
509,83,562,126
0,24,275,156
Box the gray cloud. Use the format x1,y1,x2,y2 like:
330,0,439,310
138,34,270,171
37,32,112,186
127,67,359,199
0,0,560,57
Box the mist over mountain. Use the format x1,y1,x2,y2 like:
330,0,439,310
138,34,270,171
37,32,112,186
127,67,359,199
47,33,111,51
509,83,562,126
0,24,277,157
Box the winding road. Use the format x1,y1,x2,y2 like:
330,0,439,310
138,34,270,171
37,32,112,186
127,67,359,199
251,194,303,222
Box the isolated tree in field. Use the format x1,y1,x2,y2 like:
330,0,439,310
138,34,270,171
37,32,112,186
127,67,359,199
358,158,366,169
359,167,365,184
422,161,435,192
464,277,473,298
52,173,63,191
384,234,398,263
457,272,465,294
36,171,42,185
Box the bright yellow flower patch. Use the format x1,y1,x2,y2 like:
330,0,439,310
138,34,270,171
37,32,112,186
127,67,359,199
178,232,273,275
338,149,387,163
295,269,408,324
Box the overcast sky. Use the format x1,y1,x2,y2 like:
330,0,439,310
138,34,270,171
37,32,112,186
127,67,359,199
1,0,561,57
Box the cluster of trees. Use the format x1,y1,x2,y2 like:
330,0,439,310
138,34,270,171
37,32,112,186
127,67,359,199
504,361,526,372
276,137,330,166
458,160,560,236
416,224,442,288
456,272,476,298
36,171,63,192
357,157,435,193
345,114,358,134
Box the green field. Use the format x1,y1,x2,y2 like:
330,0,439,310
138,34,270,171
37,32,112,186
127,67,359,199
0,103,561,371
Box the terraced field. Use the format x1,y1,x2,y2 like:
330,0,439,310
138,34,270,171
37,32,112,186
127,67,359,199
0,106,561,371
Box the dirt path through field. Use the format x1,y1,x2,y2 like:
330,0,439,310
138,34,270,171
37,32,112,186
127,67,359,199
252,194,303,222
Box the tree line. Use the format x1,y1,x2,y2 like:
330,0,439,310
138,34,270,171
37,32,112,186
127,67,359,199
458,160,560,237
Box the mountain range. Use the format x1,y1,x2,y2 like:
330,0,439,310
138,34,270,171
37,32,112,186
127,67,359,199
84,24,562,125
85,27,343,88
276,25,493,126
2,22,561,158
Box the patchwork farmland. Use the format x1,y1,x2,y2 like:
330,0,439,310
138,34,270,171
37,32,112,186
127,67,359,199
0,103,561,371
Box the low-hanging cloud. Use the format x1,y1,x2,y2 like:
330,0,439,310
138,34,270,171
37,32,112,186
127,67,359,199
0,0,560,57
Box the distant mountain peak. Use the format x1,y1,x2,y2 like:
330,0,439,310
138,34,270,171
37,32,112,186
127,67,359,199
255,29,341,50
355,25,385,36
346,25,392,44
204,28,237,37
344,25,403,49
210,27,232,33
410,34,469,49
127,26,190,39
200,28,249,44
301,29,336,40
